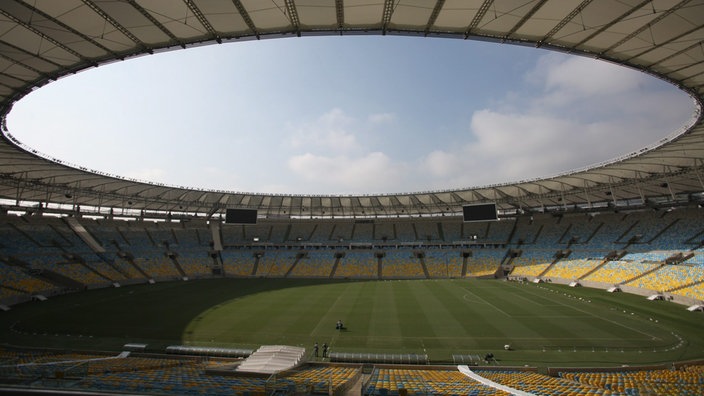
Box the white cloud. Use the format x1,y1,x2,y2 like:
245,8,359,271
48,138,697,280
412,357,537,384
288,108,359,152
280,53,694,194
423,150,460,178
368,112,396,124
527,54,649,114
415,53,694,189
8,41,693,196
418,111,578,187
288,152,404,193
530,53,643,96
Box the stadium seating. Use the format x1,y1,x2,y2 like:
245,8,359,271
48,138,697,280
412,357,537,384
476,369,617,395
2,209,703,302
221,250,256,276
0,262,54,295
0,209,703,396
415,221,440,242
331,222,355,242
670,281,704,301
365,368,509,396
625,264,703,292
560,367,704,395
110,254,145,279
353,222,375,242
0,348,362,396
176,252,213,277
254,250,293,277
509,257,552,278
382,250,425,278
581,260,651,284
465,250,502,277
374,222,396,241
309,222,336,242
287,251,335,278
684,253,704,266
287,222,317,242
424,250,463,278
541,258,602,281
334,251,378,278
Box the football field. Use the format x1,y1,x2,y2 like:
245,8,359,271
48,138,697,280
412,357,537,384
2,278,702,367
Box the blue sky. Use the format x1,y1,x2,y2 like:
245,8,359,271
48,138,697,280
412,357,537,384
7,35,695,195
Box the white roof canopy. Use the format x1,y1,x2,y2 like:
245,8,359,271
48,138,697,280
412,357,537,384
0,0,702,218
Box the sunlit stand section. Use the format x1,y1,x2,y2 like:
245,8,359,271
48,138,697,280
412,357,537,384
236,345,306,375
457,365,534,396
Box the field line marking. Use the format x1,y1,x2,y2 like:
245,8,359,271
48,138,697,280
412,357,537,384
503,282,662,341
511,315,592,318
309,283,351,337
512,292,553,307
461,287,511,317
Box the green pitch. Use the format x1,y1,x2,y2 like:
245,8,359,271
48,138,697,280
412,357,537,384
2,278,702,367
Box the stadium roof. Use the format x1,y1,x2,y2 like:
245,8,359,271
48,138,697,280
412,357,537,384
0,0,703,219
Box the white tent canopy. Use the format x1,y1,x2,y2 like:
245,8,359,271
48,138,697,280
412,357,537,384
0,1,702,219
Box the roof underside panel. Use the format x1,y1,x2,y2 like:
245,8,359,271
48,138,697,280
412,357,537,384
513,0,582,40
137,0,208,40
0,3,77,61
0,0,701,218
389,1,434,30
433,0,479,31
343,0,384,27
296,1,337,29
93,0,172,45
41,1,136,54
240,0,293,32
191,0,250,36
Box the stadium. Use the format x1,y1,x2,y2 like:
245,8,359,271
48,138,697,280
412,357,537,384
1,0,704,395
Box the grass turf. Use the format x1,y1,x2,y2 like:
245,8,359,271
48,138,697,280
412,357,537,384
1,278,702,367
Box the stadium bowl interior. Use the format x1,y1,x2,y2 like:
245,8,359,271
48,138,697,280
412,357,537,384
1,1,704,395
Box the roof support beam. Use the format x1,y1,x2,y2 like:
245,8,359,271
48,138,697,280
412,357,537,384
231,0,260,39
647,41,704,72
185,0,222,43
82,0,152,54
599,0,690,57
3,1,109,63
574,0,651,48
381,0,396,35
127,0,185,48
465,0,493,38
627,25,704,62
335,0,344,31
506,0,549,38
694,165,704,191
0,40,63,72
583,180,591,209
284,0,301,37
424,0,445,36
0,52,53,88
538,0,592,45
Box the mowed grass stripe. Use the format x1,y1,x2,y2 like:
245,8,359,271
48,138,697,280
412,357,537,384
461,283,561,345
310,282,363,338
407,281,466,340
496,282,652,347
8,278,700,366
501,281,674,348
442,280,656,350
474,282,616,346
367,281,404,349
410,280,485,353
188,282,341,345
433,280,516,341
